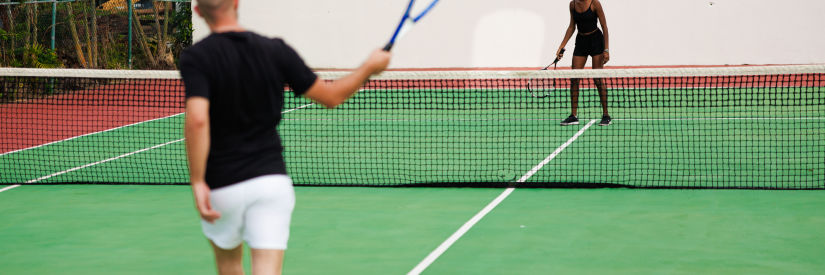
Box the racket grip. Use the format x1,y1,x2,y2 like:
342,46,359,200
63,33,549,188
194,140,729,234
383,42,394,52
553,48,566,63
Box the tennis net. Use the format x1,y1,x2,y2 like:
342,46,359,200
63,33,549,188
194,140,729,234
1,66,823,189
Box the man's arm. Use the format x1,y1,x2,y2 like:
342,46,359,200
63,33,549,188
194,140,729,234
303,49,391,108
184,97,220,223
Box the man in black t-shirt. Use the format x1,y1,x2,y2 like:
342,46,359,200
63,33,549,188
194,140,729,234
181,1,390,274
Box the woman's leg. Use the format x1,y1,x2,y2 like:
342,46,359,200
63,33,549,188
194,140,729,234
570,56,588,116
591,54,609,116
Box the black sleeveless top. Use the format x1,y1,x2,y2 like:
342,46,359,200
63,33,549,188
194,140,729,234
572,2,598,33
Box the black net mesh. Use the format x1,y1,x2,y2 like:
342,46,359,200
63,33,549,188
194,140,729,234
1,66,823,189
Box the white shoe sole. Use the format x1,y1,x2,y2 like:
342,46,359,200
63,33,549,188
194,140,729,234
560,121,580,126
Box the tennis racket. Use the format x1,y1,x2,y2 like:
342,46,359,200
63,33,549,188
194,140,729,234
383,0,440,51
527,48,565,98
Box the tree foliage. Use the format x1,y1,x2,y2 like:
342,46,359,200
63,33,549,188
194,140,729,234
0,0,192,69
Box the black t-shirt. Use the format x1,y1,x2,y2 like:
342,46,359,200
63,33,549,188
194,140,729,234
179,32,317,189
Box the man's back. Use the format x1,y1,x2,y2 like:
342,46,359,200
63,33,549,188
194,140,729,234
183,2,389,273
180,32,317,189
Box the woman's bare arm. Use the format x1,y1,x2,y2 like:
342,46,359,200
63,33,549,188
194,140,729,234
594,0,610,62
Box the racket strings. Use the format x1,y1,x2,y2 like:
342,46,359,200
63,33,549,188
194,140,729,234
409,0,440,21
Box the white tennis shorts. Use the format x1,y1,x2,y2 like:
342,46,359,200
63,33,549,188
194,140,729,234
201,174,295,250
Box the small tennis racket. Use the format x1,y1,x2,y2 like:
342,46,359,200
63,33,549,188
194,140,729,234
527,48,565,98
383,0,440,51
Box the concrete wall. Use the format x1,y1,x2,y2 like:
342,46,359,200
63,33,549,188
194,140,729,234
192,0,825,68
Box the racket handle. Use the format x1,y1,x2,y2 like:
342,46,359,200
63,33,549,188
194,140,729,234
383,42,394,52
553,48,566,64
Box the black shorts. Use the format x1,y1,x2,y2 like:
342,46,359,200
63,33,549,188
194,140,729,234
573,29,605,57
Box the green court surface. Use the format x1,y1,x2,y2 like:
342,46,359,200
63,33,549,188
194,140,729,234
1,85,824,273
1,186,824,274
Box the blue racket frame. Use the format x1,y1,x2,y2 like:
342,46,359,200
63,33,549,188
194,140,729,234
384,0,440,51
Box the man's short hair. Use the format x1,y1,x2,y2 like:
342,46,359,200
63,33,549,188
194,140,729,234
197,0,233,23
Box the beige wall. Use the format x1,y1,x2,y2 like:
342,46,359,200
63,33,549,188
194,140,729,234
192,0,825,68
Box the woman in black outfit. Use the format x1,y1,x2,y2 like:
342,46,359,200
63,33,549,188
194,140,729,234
556,0,611,126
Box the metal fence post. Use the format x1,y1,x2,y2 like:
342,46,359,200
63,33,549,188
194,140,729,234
128,0,133,69
51,0,56,50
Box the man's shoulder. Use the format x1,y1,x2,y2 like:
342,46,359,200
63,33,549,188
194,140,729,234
183,32,289,53
182,34,220,56
250,33,287,50
180,38,212,65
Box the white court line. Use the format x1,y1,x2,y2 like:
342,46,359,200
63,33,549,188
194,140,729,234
617,117,825,121
26,139,184,183
283,117,825,122
517,120,598,182
0,185,21,193
283,103,315,113
12,103,317,185
407,119,598,275
0,113,184,157
1,103,316,158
